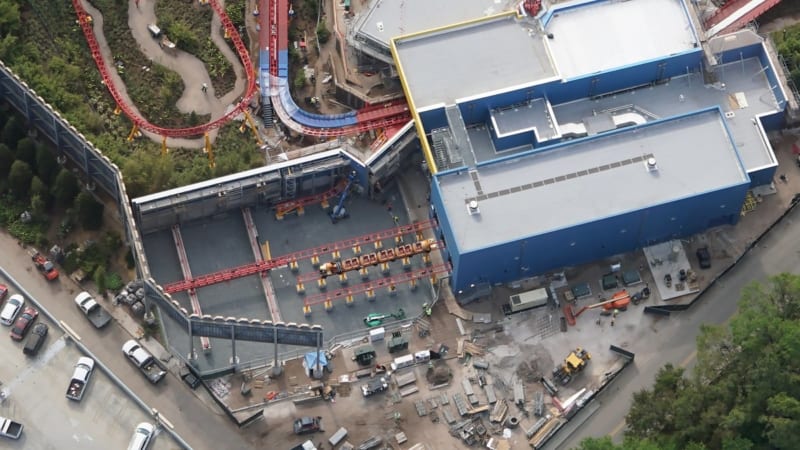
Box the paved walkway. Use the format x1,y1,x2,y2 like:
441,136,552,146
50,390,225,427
81,0,248,149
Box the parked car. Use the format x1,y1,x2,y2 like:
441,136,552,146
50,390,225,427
0,294,24,326
10,306,38,341
696,247,712,269
126,422,155,450
293,416,323,435
23,323,48,356
0,284,7,302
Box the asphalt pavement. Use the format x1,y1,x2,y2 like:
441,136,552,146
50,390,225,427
0,231,256,450
0,310,178,450
551,204,800,449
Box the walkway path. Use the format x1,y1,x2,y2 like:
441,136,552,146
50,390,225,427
81,0,248,148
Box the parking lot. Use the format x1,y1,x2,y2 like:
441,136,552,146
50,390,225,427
0,284,180,450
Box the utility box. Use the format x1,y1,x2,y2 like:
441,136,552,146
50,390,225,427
369,327,385,343
391,354,414,371
505,288,549,314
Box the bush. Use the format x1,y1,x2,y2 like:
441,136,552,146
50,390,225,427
75,191,104,230
94,265,107,294
316,22,330,45
106,272,124,292
294,71,306,90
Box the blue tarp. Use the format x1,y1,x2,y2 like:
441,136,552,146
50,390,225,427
304,351,328,369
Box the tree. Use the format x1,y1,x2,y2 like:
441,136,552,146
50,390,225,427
94,265,107,295
30,193,46,217
0,142,12,177
1,115,25,149
620,274,800,450
8,159,33,198
52,168,80,206
35,143,59,184
29,175,48,207
75,191,104,230
14,137,36,169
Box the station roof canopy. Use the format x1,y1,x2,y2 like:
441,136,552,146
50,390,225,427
435,109,749,253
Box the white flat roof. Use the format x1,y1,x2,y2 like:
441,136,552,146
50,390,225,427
395,14,557,109
355,0,505,48
544,0,698,79
436,109,748,252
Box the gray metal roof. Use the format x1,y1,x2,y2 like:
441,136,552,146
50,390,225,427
436,109,748,252
354,0,511,49
395,14,557,109
552,56,779,171
544,0,698,80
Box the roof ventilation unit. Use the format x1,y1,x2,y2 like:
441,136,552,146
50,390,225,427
467,199,480,215
645,157,658,172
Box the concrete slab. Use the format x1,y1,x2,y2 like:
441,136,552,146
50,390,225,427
642,240,699,301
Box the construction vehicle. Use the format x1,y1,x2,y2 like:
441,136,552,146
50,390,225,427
319,239,436,278
630,286,651,305
552,348,591,386
29,249,58,281
363,308,405,327
330,171,358,223
568,290,631,320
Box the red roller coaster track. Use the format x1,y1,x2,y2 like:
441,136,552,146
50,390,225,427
72,0,257,138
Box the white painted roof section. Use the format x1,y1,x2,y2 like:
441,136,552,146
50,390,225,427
355,0,508,48
395,15,557,109
436,109,748,252
544,0,698,80
706,0,767,38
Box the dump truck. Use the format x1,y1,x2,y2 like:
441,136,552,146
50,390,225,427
552,348,591,385
0,416,23,439
29,249,58,281
66,357,95,401
74,292,112,329
122,340,167,384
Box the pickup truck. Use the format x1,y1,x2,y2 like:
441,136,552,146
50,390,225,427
361,377,388,397
0,416,23,439
74,292,112,329
66,357,95,401
122,340,166,384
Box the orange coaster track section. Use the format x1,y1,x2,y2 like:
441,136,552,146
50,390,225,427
72,0,257,138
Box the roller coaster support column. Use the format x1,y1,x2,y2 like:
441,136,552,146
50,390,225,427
127,124,139,142
161,136,168,156
204,133,215,168
242,110,264,146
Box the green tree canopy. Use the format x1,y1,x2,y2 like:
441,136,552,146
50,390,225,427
8,159,33,198
52,168,80,206
35,143,59,184
619,274,800,450
0,142,13,178
14,137,37,169
75,191,104,230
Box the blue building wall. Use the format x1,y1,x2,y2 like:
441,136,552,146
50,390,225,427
448,182,749,291
542,51,703,104
419,108,449,132
430,178,460,270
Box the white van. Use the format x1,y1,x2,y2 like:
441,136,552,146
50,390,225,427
127,422,155,450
